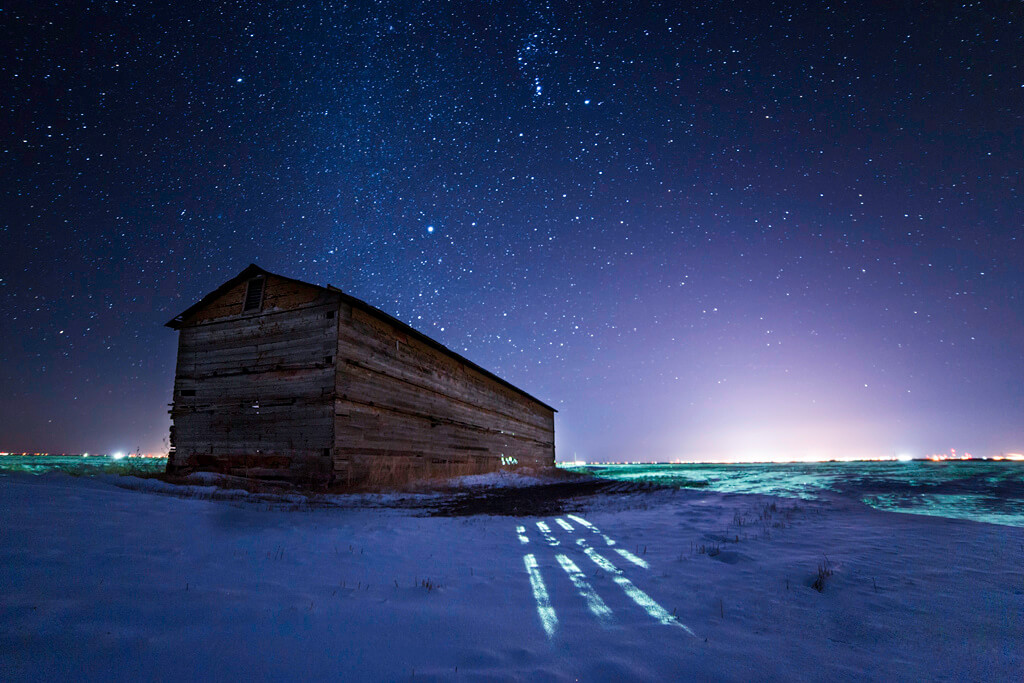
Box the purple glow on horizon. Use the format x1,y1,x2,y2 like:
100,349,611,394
1,4,1021,461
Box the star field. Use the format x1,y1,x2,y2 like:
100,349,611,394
2,1,1022,460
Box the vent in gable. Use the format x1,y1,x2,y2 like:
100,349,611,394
243,277,265,312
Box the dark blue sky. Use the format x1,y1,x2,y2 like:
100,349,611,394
2,1,1021,461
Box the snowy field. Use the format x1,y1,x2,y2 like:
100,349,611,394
576,460,1024,527
1,472,1022,681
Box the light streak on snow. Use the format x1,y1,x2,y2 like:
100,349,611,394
578,540,694,635
516,525,529,544
613,547,650,569
555,518,574,532
536,520,559,545
566,514,616,546
556,554,612,621
523,554,557,638
567,514,595,530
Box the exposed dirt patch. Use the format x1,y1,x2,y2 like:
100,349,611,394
426,478,665,517
131,469,668,516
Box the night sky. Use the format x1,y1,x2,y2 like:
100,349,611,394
2,2,1022,461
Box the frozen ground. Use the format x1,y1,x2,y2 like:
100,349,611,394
576,461,1024,527
1,472,1022,681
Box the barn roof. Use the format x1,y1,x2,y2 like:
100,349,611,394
166,264,556,413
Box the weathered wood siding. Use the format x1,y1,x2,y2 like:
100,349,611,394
168,265,555,486
168,275,340,482
332,303,556,482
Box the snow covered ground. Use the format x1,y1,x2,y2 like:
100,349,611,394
1,472,1021,681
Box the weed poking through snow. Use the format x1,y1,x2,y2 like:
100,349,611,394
812,555,834,592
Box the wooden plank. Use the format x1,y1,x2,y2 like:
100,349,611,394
333,394,553,448
329,303,554,479
336,364,554,442
333,400,552,473
181,307,338,346
336,318,551,424
179,333,337,360
182,313,338,345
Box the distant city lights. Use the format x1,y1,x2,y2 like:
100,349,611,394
925,448,971,461
559,449,1023,466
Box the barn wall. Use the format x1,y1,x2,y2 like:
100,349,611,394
332,303,555,483
168,276,340,482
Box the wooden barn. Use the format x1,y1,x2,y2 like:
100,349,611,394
165,265,556,486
